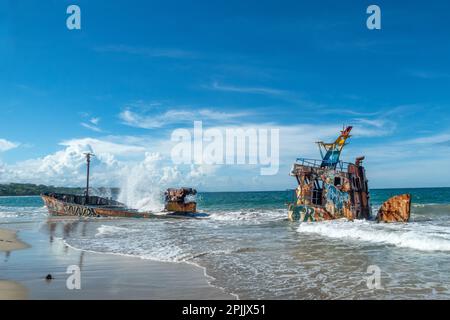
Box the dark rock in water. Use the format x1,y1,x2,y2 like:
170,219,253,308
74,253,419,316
377,194,411,222
45,274,53,281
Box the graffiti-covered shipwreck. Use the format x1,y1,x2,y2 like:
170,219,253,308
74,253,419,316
41,153,204,219
287,126,411,223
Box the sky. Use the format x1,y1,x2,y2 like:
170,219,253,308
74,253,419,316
1,0,450,192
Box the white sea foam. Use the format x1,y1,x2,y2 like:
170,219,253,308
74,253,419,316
95,225,140,237
0,206,47,221
297,220,450,252
208,208,286,223
0,212,16,218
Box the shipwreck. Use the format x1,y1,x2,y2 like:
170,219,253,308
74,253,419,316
42,153,204,219
287,126,411,223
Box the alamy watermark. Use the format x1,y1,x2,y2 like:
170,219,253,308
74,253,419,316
66,265,81,290
171,121,280,175
65,4,379,31
366,5,381,30
66,5,81,30
366,265,383,290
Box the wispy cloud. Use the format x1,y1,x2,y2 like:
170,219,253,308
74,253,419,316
119,107,250,129
402,133,450,145
407,70,450,79
208,81,287,96
0,139,19,152
81,116,102,132
94,45,197,59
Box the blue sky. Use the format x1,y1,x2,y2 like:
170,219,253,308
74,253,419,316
1,0,450,191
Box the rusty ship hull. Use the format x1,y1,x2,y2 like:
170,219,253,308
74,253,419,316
287,126,411,223
41,193,207,219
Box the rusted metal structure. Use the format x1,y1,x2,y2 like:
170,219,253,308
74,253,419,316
377,194,411,223
164,188,197,213
41,154,203,219
287,126,411,223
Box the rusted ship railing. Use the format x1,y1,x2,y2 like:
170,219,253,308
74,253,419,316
295,158,351,172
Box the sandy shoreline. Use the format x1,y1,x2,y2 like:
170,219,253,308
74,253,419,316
0,228,30,299
0,280,28,299
0,223,235,300
0,228,29,252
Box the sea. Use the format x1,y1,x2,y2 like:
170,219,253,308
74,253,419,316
1,188,450,299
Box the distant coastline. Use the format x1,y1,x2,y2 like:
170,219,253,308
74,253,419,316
0,183,119,197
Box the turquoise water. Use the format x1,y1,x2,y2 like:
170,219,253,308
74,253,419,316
1,187,449,209
1,188,450,299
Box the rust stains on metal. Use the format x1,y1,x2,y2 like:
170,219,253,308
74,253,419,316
41,150,202,219
376,194,411,223
164,188,197,213
42,187,200,219
288,156,370,222
287,126,411,223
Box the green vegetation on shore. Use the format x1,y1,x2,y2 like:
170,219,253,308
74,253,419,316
0,183,118,197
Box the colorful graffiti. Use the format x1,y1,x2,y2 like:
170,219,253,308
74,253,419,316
43,196,97,217
288,204,328,222
63,204,96,217
325,184,349,210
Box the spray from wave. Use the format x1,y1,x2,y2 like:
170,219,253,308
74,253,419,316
116,152,210,212
117,153,176,211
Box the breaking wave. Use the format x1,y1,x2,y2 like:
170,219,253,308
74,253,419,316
0,206,47,222
297,219,450,252
208,208,286,223
95,225,140,237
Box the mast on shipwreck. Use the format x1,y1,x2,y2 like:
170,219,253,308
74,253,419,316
317,126,352,168
84,152,94,202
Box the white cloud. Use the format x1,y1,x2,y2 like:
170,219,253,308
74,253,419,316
94,45,197,59
402,133,450,145
119,107,249,129
60,138,146,157
0,136,220,209
2,119,450,194
81,122,102,132
0,139,19,152
80,116,102,132
209,81,287,96
407,70,450,80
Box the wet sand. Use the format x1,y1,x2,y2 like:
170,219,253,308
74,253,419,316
0,280,28,299
0,223,235,300
0,228,29,252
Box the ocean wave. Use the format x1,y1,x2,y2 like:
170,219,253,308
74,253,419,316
297,220,450,252
208,208,286,223
0,206,47,221
411,204,450,216
95,225,140,237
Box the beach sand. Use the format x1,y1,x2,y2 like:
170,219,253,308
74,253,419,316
0,228,29,252
0,280,28,299
0,223,235,300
